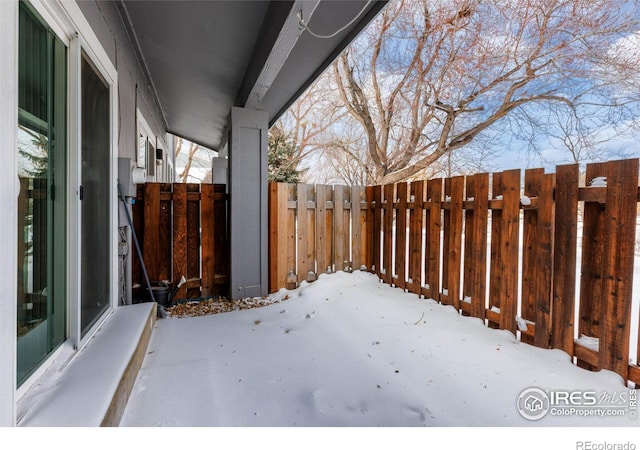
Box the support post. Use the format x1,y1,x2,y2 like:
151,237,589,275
229,107,269,299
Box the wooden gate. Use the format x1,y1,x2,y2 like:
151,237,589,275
131,183,229,300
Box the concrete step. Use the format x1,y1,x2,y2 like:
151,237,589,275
18,302,156,426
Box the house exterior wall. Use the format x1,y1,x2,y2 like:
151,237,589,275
76,0,168,167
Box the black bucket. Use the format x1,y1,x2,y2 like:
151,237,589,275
140,282,171,306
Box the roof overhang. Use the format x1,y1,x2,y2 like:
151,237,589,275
117,0,387,150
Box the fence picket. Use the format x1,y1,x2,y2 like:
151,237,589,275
351,186,364,270
143,183,161,281
521,168,545,345
533,173,554,348
287,184,297,288
372,185,382,275
213,185,229,292
444,176,464,309
308,185,317,280
407,181,424,295
186,184,201,298
296,184,310,283
578,162,607,370
268,183,289,292
316,185,328,275
423,178,442,301
394,182,408,289
158,184,173,282
172,183,188,299
498,169,521,334
599,159,639,378
468,173,489,320
442,178,451,302
462,175,476,314
334,185,346,272
382,184,394,284
325,186,334,272
551,164,579,355
201,184,215,297
488,172,503,328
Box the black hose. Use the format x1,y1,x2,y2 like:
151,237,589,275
117,182,155,304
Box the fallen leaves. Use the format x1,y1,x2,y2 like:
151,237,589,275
166,294,290,318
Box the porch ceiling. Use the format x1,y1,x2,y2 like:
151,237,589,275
117,0,387,150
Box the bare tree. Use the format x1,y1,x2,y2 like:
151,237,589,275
317,0,640,184
319,144,370,185
174,136,216,183
271,78,344,182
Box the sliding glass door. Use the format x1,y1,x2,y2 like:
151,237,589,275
17,3,67,386
80,53,111,336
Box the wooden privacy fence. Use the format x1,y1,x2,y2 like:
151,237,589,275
132,183,229,300
268,183,371,290
268,159,640,384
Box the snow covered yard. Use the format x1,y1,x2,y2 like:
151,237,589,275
120,271,638,427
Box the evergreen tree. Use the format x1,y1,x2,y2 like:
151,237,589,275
268,129,300,183
18,125,48,178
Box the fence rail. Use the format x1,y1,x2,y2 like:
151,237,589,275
268,158,640,384
132,183,229,300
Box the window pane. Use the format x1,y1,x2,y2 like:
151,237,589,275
17,4,67,386
138,133,146,169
